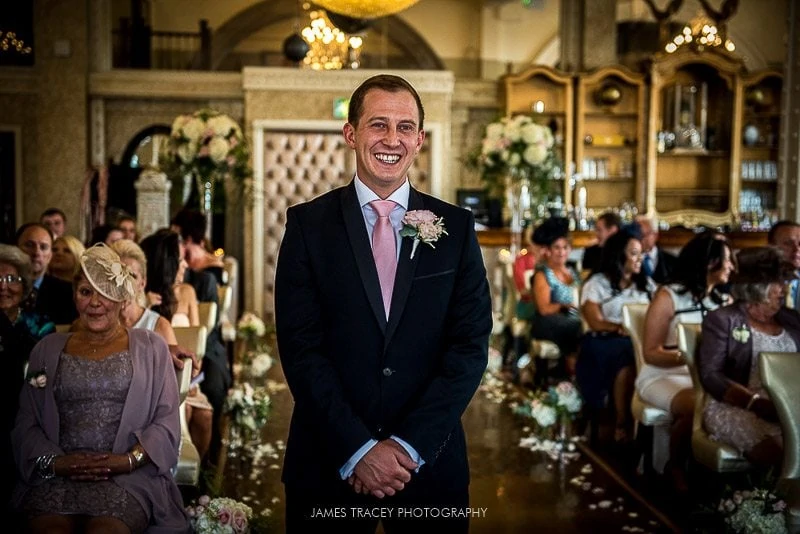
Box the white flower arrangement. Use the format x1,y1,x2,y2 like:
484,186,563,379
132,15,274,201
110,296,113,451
224,382,271,433
164,109,250,190
467,114,559,198
237,312,267,340
516,381,583,429
248,353,273,378
186,495,253,534
717,488,787,534
732,325,751,344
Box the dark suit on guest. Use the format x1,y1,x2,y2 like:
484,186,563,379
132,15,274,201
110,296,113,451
649,246,678,285
698,302,800,402
29,274,77,325
274,182,492,528
582,244,602,275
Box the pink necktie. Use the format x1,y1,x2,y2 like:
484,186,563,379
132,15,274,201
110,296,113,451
370,200,397,318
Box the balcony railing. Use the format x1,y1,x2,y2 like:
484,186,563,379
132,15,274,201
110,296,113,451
113,18,210,70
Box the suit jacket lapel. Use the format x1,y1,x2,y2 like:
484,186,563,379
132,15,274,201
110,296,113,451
341,182,387,331
385,188,424,345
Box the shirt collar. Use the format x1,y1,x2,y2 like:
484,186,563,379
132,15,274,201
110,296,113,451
354,175,409,211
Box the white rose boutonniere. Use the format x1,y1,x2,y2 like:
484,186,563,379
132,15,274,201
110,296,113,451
399,210,448,259
26,368,47,388
732,325,751,344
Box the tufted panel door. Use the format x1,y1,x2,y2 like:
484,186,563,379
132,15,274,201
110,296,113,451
260,129,432,316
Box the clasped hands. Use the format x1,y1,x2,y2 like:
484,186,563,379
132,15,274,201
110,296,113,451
348,439,418,499
53,452,134,481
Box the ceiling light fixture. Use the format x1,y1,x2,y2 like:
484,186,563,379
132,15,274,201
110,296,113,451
312,0,420,19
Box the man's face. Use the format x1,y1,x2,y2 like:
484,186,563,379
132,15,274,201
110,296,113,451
595,220,617,246
18,226,53,278
343,88,425,198
639,222,657,252
772,225,800,270
119,220,137,241
41,214,65,238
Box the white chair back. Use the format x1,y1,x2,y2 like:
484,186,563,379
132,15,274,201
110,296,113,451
198,301,218,332
173,325,208,360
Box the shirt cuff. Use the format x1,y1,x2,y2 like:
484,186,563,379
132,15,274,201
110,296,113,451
339,439,377,480
390,435,425,472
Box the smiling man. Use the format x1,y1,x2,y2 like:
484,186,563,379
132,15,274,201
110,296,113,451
768,220,800,309
274,74,492,533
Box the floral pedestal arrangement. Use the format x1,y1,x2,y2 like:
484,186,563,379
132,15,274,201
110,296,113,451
515,381,584,462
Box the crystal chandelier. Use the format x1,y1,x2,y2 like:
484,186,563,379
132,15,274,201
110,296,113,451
664,14,735,54
301,9,364,70
0,29,32,55
311,0,420,19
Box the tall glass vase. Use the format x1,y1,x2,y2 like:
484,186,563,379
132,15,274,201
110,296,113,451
187,173,215,240
505,168,531,258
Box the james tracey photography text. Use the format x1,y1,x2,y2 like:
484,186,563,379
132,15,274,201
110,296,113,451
309,507,489,519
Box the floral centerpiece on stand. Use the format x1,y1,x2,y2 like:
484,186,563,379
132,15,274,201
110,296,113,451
163,109,251,210
466,114,560,251
236,312,273,376
515,381,583,461
468,114,559,201
224,382,271,453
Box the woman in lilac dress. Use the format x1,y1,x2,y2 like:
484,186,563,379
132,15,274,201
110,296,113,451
12,244,187,533
698,246,800,469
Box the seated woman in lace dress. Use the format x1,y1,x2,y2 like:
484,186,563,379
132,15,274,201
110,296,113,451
11,244,188,533
698,246,800,468
638,233,734,489
530,217,582,385
578,229,656,442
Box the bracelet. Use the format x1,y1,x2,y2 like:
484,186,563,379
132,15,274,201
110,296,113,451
746,393,761,411
127,452,135,473
35,454,57,479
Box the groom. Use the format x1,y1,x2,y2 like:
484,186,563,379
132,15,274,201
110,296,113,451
274,74,492,532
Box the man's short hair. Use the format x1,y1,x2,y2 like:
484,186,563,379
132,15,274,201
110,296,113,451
40,207,66,223
170,209,207,244
15,222,54,245
597,211,622,230
348,74,425,130
768,220,800,244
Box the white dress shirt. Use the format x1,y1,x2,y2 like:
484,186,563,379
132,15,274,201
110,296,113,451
339,176,425,480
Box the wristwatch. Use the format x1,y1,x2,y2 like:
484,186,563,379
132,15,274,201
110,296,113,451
130,444,146,467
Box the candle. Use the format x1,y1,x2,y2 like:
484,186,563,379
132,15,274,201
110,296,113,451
578,186,587,209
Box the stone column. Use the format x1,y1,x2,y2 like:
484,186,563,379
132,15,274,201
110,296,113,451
779,0,800,220
559,0,584,72
583,0,617,70
135,169,172,238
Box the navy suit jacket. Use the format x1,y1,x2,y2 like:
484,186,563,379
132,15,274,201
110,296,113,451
274,182,492,490
698,302,800,401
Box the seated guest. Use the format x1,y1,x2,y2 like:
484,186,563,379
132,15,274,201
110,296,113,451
141,229,228,464
582,211,621,277
15,223,77,325
768,220,800,308
635,215,678,284
578,230,656,442
171,210,227,285
88,224,124,247
11,244,188,532
116,214,138,243
530,217,581,384
112,238,212,461
638,233,734,490
698,247,800,469
39,208,67,239
48,235,85,283
512,225,539,322
0,245,39,522
0,244,55,342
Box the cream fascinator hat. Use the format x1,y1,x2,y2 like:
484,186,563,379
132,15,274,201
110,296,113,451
79,243,136,302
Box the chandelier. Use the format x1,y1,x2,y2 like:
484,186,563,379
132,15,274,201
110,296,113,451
664,14,735,54
312,0,420,19
301,9,364,70
0,29,32,55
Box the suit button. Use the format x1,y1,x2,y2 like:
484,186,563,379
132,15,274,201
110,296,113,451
382,367,393,377
376,425,384,433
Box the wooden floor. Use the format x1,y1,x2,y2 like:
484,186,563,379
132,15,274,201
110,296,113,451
212,364,685,533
